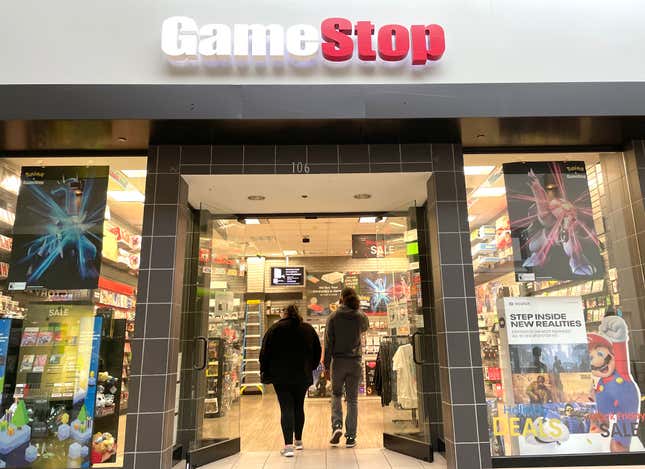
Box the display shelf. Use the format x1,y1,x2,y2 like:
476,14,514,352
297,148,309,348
102,257,138,277
474,261,514,285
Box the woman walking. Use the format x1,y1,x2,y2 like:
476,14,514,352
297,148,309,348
260,304,322,457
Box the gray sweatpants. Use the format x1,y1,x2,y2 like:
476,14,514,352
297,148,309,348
331,357,362,438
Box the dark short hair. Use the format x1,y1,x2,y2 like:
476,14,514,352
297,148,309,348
284,304,302,323
341,287,360,310
341,287,357,299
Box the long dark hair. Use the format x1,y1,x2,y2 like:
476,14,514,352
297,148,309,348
341,287,360,310
284,304,303,323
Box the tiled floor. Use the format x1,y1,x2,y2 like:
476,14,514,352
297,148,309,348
201,449,445,469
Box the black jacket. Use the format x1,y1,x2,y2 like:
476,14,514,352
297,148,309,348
259,317,322,386
324,305,370,369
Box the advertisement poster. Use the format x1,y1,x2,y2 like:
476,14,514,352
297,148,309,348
9,166,109,290
0,305,100,468
359,271,411,314
305,272,359,317
0,319,11,406
351,234,405,259
502,162,604,281
497,298,644,455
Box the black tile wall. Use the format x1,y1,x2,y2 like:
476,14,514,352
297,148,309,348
124,146,190,469
425,145,492,469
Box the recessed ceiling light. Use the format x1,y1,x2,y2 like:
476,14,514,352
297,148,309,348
122,169,147,178
247,195,266,201
354,193,372,200
464,166,495,176
107,190,145,202
282,250,298,256
301,194,309,199
117,137,128,142
471,187,506,198
359,216,378,223
243,218,261,225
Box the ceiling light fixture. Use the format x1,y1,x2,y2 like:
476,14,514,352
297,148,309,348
464,166,495,176
353,193,372,200
122,169,147,178
471,186,506,198
282,250,298,256
243,218,261,225
107,190,145,202
247,195,266,201
359,216,387,223
117,137,128,142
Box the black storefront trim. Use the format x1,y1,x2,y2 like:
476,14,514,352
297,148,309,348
493,452,645,467
186,437,241,468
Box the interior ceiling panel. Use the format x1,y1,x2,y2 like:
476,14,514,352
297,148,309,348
185,173,430,215
211,216,408,258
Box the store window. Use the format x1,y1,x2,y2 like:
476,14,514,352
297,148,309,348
0,157,146,468
466,152,645,459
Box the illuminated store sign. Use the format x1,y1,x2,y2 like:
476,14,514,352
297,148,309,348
161,16,445,66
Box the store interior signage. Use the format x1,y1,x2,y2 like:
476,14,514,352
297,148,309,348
161,16,445,67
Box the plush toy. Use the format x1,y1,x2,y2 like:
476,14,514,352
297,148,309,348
588,315,641,452
91,432,115,464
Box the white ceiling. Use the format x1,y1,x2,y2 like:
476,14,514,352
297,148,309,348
211,216,409,258
184,173,431,214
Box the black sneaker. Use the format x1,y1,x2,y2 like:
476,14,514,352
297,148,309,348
330,428,343,446
346,437,356,448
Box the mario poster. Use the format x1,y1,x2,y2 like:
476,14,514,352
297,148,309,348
588,315,642,452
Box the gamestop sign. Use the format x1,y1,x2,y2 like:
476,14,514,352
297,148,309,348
161,17,445,66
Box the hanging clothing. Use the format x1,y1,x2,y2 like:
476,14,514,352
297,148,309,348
376,341,394,406
392,343,418,409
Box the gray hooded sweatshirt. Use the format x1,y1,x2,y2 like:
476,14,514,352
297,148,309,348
323,304,370,369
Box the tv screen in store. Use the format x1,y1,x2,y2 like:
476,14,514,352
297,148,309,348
271,267,305,286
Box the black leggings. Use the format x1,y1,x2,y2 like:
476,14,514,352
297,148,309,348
274,383,308,445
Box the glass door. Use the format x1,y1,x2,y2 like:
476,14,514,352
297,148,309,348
374,201,434,462
179,210,243,468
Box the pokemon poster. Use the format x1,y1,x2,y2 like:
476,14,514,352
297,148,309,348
8,166,109,290
502,162,604,282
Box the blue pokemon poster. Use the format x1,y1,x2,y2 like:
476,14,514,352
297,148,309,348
8,166,109,291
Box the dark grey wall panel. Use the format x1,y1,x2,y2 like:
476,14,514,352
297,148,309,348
2,83,645,120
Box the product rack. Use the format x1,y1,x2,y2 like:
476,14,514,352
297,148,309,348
240,300,263,395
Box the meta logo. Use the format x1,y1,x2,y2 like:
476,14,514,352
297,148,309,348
161,17,445,66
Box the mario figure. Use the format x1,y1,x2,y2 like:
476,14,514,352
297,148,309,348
588,315,641,452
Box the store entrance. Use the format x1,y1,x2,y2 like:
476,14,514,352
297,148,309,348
176,173,435,467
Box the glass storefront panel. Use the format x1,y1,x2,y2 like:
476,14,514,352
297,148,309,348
0,157,146,468
465,152,645,459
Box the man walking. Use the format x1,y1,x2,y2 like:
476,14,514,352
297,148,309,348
324,287,369,448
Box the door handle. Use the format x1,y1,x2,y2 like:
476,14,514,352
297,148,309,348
193,336,208,370
411,331,423,365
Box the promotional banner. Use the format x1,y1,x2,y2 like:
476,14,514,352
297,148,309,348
351,234,405,259
9,166,109,290
305,272,359,317
0,319,11,406
359,271,411,314
497,298,644,455
502,162,604,281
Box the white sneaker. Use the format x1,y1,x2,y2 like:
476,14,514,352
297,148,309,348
294,440,304,450
281,445,295,458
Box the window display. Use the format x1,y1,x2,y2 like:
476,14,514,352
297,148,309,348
466,152,645,459
0,157,146,468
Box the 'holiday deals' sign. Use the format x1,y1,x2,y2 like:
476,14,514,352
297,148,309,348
161,17,445,67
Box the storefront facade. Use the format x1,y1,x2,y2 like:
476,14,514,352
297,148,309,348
2,1,645,469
